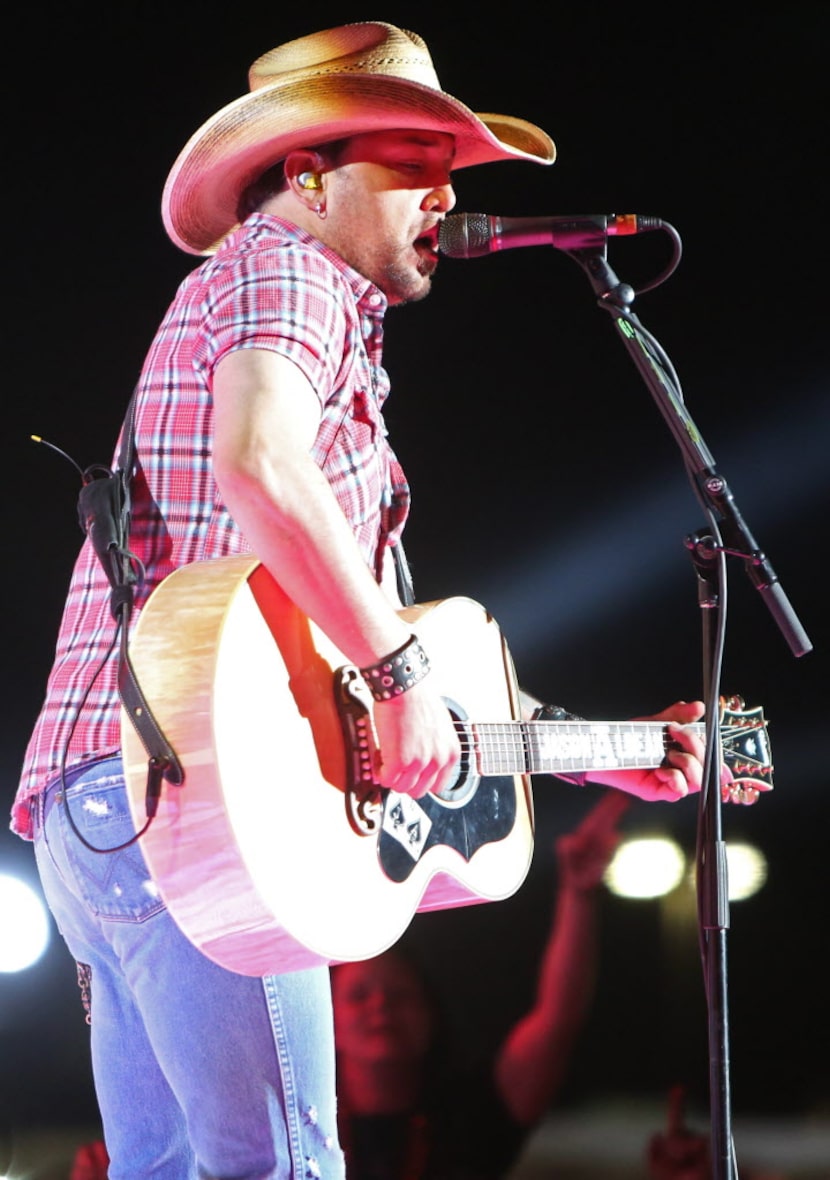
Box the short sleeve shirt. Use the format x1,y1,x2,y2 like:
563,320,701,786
12,214,410,836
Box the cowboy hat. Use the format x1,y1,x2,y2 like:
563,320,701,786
162,21,555,255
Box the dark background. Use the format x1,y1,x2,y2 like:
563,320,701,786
2,0,828,1150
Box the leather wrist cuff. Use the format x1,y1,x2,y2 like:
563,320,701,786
360,635,431,702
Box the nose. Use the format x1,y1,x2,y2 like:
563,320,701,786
364,987,393,1017
423,179,456,214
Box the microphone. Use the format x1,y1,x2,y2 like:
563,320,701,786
438,212,665,258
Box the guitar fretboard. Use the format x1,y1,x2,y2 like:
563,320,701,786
469,720,706,777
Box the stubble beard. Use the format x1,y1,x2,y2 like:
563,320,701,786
382,253,436,306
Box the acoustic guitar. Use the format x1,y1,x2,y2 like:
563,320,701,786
121,555,772,976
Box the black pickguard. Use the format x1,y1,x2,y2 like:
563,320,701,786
377,775,517,883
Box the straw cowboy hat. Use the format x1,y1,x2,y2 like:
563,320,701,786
162,21,556,255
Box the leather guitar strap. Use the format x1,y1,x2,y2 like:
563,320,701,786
392,538,416,607
79,390,184,802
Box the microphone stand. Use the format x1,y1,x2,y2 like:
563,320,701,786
561,235,812,1180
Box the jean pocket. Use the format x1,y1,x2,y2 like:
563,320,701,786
54,770,166,923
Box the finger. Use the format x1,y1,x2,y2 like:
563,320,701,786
722,783,765,806
665,720,706,759
652,780,690,802
662,748,704,792
667,1083,687,1133
396,748,463,800
651,765,694,798
375,750,431,798
645,699,706,725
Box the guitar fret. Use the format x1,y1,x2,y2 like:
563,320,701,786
473,720,682,776
473,722,529,776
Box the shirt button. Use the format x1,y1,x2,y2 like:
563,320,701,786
368,292,382,306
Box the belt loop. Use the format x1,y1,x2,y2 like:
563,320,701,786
33,773,62,837
30,789,45,838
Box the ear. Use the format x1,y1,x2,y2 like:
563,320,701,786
284,150,327,205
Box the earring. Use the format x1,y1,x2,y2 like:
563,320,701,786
314,201,327,220
298,171,322,190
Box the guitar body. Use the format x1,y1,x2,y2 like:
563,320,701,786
121,555,534,977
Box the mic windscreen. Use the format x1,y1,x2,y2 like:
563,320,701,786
438,213,492,258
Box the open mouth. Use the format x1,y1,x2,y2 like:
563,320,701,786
414,224,440,254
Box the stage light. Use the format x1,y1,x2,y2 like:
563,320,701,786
0,874,50,971
687,841,768,902
604,836,686,898
723,842,768,900
605,836,768,904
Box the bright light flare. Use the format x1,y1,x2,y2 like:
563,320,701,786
605,837,769,902
0,874,51,971
604,837,686,898
688,841,768,901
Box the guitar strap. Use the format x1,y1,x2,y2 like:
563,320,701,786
392,538,416,607
78,389,184,802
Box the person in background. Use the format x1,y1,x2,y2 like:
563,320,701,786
69,1137,109,1180
646,1084,790,1180
332,791,631,1179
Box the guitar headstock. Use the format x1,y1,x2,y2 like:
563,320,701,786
719,695,773,805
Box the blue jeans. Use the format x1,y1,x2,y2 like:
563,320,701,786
32,757,345,1180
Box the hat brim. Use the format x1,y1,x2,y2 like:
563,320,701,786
162,74,556,255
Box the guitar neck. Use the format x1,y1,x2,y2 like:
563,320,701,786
471,719,705,778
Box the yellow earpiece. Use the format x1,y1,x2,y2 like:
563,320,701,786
298,172,322,190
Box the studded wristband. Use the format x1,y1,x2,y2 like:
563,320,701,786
360,635,431,702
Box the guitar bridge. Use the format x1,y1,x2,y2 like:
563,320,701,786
334,665,384,836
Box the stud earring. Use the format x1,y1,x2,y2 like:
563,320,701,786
314,201,327,220
299,171,322,190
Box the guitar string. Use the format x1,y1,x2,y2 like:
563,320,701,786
445,721,769,790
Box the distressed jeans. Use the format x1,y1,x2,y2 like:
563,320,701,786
31,756,345,1180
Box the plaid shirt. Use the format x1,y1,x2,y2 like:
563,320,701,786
12,214,409,837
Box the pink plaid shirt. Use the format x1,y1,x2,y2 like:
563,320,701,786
12,214,409,837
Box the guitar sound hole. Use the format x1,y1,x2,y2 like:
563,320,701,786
432,699,478,806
